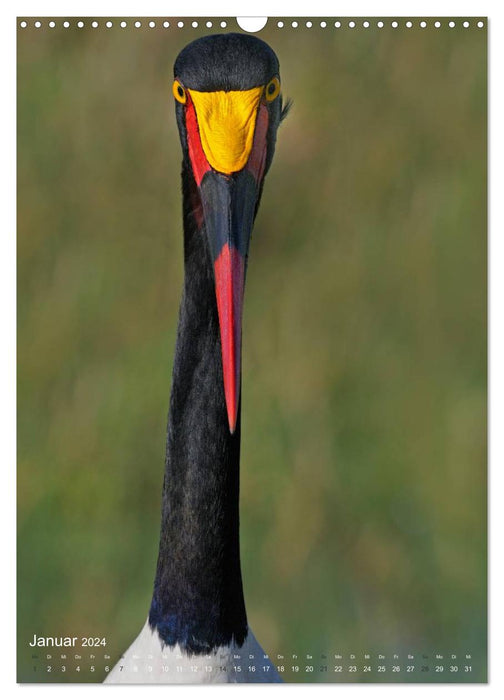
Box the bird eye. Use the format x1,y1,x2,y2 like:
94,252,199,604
265,77,280,102
172,80,187,104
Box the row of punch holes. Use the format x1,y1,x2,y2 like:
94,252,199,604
19,19,486,30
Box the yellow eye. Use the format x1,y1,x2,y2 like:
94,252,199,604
265,77,280,102
172,80,187,104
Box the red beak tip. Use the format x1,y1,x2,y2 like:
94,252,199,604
227,405,238,434
214,244,244,439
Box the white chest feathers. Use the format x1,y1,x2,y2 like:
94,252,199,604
104,620,282,683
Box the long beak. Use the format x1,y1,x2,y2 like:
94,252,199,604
199,169,258,433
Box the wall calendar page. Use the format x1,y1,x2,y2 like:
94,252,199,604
17,15,487,684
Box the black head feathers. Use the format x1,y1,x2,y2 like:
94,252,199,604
174,33,280,92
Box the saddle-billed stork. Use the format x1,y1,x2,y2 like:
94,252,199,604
105,33,289,683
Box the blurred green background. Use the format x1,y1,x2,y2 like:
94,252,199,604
17,17,486,682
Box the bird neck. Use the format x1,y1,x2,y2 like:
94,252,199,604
149,166,247,654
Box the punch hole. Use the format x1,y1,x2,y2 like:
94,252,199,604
277,21,284,28
237,17,268,32
163,21,170,28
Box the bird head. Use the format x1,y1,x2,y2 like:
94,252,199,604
173,33,288,433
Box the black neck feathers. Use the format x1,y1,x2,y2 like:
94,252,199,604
149,166,247,653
